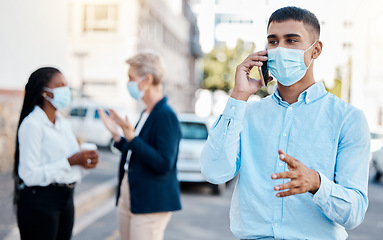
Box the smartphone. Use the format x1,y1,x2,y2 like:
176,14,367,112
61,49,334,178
258,53,270,87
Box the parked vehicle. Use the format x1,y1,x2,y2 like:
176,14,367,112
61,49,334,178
177,113,225,194
69,99,139,153
370,130,383,181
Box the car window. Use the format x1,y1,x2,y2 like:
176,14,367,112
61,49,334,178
371,132,383,139
94,109,110,119
70,108,87,118
180,121,208,140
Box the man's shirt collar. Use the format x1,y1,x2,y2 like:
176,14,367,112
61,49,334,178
272,81,328,106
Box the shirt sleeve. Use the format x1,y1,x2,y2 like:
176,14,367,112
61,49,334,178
312,108,370,229
200,97,247,184
18,120,72,186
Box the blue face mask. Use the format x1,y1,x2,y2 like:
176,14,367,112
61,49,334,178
127,81,144,100
44,86,71,109
267,41,317,86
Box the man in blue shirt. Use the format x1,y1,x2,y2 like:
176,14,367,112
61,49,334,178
200,6,370,240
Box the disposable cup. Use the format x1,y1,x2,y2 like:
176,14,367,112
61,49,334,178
80,142,98,151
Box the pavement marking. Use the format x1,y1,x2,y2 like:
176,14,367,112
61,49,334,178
73,197,115,236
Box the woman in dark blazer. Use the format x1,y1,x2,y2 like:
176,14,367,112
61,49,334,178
99,52,181,240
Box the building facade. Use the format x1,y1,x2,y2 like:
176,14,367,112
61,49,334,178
67,0,202,113
0,0,201,172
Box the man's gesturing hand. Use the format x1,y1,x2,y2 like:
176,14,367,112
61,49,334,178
271,150,321,197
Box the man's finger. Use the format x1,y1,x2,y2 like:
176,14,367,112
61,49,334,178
245,50,267,59
276,188,301,197
278,150,299,168
244,54,268,63
271,171,296,180
238,60,263,71
274,180,298,191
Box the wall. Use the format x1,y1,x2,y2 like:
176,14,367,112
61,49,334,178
0,0,68,90
0,91,23,172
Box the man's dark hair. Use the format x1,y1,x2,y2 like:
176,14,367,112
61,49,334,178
267,6,320,39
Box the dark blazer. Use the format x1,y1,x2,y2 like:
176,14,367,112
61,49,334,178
114,97,182,214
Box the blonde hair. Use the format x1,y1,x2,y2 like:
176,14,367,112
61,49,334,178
126,51,165,85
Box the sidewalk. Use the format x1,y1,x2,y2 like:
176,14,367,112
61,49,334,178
0,171,16,240
0,148,119,239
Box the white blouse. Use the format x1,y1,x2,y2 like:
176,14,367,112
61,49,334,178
18,106,83,186
124,112,149,170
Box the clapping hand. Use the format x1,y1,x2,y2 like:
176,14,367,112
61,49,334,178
98,109,122,142
97,108,135,142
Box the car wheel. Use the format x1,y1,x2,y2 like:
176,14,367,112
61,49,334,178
211,183,226,195
109,139,120,154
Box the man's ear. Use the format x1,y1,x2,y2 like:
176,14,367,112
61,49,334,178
312,41,323,59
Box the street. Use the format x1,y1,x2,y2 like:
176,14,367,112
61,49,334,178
73,147,235,239
72,149,383,240
2,148,383,239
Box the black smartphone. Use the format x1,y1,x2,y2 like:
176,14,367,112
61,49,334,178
259,53,269,87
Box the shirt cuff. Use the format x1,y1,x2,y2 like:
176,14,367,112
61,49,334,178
312,171,333,207
222,97,247,120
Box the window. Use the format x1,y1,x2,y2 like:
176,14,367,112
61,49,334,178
84,5,118,32
70,108,87,118
180,122,208,140
371,132,383,140
94,109,109,119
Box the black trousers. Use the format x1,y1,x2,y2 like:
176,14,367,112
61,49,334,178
17,185,75,240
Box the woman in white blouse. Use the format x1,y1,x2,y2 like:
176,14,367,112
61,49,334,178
14,67,99,240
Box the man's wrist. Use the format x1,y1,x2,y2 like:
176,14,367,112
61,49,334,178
230,89,251,102
309,170,321,194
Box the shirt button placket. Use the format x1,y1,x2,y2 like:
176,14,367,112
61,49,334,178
274,105,294,234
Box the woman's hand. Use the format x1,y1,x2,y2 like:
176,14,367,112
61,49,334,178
98,109,121,143
68,150,99,169
108,109,135,142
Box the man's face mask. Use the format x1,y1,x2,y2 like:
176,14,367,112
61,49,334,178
267,41,317,86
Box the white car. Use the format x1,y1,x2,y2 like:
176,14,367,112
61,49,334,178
370,130,383,181
69,99,139,153
177,114,225,194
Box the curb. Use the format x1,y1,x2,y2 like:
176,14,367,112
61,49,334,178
75,178,117,218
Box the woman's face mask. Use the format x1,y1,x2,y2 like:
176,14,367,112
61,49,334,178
267,41,317,86
43,86,71,109
127,76,145,100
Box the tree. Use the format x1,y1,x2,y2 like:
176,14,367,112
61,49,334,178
201,39,273,97
202,40,253,91
323,67,342,98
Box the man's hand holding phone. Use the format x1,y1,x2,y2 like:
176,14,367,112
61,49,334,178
231,50,269,102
